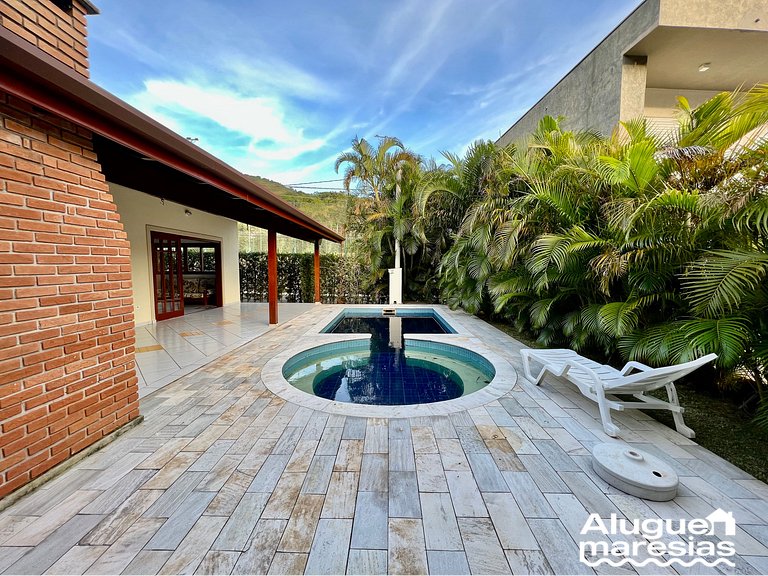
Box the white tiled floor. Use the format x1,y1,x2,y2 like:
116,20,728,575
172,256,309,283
134,303,316,397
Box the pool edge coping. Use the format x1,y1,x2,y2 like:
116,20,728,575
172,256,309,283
260,305,518,418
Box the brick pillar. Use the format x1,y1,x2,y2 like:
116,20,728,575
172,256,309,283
0,91,139,498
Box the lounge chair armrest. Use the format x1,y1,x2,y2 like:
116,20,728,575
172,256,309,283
559,360,608,391
620,360,654,375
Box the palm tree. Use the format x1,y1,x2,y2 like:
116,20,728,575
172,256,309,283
411,142,504,278
619,86,768,415
439,117,609,323
335,136,424,299
329,86,768,424
334,136,419,202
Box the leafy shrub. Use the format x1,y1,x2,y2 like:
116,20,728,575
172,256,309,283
239,252,384,304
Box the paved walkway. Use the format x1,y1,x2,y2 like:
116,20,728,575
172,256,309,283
134,303,315,396
1,305,767,575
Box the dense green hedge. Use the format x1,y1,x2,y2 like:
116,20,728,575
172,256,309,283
239,252,383,304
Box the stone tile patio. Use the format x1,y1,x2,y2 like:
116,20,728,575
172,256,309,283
1,305,767,575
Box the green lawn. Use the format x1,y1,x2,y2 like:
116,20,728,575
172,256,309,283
648,383,768,483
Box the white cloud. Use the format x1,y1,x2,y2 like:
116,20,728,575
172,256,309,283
130,78,328,163
222,57,339,102
92,26,163,66
90,0,645,190
380,1,453,90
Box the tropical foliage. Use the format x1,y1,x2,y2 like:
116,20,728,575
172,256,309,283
335,136,420,202
337,84,768,425
335,136,434,297
438,86,768,423
335,136,506,301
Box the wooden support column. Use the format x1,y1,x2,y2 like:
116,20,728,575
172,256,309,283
268,229,278,324
314,239,321,303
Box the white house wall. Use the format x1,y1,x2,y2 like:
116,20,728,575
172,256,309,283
644,87,721,138
110,183,241,326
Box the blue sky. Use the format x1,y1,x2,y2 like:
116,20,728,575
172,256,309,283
88,0,642,190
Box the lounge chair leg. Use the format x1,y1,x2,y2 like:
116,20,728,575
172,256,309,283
595,387,620,437
666,383,695,439
520,351,546,385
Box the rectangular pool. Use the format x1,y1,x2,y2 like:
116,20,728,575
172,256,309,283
321,308,456,334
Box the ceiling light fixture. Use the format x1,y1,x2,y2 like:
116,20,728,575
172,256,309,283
698,63,711,72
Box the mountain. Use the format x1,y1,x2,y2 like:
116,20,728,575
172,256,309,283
247,176,351,234
241,176,352,253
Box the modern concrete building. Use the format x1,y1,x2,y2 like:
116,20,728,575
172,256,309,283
497,0,768,145
0,0,341,498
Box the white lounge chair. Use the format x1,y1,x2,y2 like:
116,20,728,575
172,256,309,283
519,348,717,438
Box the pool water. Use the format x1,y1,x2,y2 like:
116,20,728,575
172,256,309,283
284,312,494,405
312,353,464,404
322,308,455,334
327,316,447,335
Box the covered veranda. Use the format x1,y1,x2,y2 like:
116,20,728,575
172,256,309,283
0,26,343,326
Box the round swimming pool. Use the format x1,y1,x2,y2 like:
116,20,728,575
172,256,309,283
282,339,496,406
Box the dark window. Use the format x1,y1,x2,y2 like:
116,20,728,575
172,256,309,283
181,245,217,273
202,247,216,272
185,247,202,272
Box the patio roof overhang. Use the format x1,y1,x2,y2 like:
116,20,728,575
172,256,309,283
626,26,768,91
0,26,344,245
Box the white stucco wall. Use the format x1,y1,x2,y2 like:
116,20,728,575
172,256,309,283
110,183,240,326
644,87,722,138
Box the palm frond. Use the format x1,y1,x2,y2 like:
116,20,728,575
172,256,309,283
734,193,768,236
618,321,691,365
682,250,768,317
681,317,753,368
597,140,659,195
597,300,639,338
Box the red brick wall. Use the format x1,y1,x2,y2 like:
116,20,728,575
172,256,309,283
0,90,139,498
0,0,92,77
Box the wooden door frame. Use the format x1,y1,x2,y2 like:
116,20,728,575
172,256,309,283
213,242,223,307
149,229,224,322
151,231,184,321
